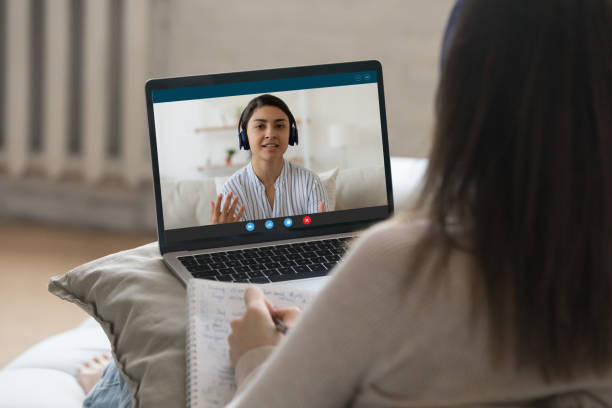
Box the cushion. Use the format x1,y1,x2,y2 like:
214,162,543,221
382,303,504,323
335,166,387,210
389,157,427,210
215,166,339,211
0,368,86,408
160,178,218,229
48,243,186,408
4,318,110,376
0,318,110,408
316,167,339,211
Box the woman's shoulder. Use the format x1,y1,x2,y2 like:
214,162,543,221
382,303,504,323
321,217,455,336
331,218,430,284
352,217,431,255
338,216,471,290
286,161,320,180
223,163,252,187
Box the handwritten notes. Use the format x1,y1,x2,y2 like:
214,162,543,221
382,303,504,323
187,280,314,408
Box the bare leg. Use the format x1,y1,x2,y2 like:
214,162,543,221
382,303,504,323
77,353,112,395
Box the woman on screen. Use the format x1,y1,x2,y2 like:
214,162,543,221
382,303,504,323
209,94,328,224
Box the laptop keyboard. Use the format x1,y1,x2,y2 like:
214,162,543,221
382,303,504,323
177,237,353,283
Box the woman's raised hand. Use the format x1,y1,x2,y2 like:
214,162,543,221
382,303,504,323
210,191,246,224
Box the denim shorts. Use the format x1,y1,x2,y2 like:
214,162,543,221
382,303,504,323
83,359,132,408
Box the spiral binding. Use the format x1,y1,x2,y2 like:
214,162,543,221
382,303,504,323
186,282,199,408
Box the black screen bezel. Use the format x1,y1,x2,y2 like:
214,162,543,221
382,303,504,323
145,60,393,254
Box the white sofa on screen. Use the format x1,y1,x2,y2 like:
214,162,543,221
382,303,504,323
160,157,427,229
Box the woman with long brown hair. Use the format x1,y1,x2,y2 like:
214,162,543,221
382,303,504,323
226,0,612,406
78,0,612,406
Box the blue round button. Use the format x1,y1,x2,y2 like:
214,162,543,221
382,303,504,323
245,222,255,232
283,217,293,227
265,220,274,229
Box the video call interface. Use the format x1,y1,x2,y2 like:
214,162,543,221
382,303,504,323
152,70,390,242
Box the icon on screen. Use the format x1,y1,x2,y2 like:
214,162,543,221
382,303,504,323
364,73,372,81
302,216,311,225
283,218,293,227
265,220,274,229
245,222,255,232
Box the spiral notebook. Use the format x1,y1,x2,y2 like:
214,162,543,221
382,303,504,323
186,279,315,408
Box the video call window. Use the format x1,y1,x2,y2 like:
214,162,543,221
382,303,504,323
153,72,388,233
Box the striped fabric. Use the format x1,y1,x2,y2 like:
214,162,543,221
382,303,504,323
220,160,329,221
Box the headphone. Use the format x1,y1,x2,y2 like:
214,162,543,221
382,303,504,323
237,107,298,150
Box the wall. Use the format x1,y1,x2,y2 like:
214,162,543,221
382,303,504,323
154,83,383,180
0,0,455,231
150,0,455,158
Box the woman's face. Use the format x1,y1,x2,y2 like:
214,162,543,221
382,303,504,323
246,105,290,162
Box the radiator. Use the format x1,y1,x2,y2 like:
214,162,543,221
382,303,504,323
0,0,151,186
0,0,156,230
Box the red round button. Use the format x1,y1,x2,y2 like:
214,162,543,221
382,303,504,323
302,216,311,225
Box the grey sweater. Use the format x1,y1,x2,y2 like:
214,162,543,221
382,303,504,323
228,220,612,407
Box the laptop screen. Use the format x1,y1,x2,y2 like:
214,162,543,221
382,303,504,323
146,61,393,253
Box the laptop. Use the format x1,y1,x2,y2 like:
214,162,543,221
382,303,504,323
145,60,393,291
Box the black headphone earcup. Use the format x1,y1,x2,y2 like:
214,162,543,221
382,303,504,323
290,126,298,146
239,130,250,150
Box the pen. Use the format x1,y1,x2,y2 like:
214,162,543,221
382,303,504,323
272,316,289,335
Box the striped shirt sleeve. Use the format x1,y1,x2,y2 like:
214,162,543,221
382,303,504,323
221,172,248,221
306,172,329,214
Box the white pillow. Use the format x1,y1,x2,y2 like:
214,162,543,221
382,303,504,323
0,369,85,407
389,157,428,210
4,318,110,376
161,178,218,229
0,318,110,408
335,166,387,210
318,167,339,211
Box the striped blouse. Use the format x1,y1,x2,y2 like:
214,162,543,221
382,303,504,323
220,160,329,221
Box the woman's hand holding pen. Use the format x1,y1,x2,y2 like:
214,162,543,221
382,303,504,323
228,286,301,367
210,191,246,224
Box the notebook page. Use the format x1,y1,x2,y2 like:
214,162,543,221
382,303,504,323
186,279,314,408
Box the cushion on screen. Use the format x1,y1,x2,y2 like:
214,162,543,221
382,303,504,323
161,178,218,228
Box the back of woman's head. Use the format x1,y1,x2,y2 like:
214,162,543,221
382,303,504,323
418,0,612,381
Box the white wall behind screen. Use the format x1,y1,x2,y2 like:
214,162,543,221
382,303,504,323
154,83,383,180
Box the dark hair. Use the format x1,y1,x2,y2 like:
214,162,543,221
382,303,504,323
412,0,612,382
239,94,296,136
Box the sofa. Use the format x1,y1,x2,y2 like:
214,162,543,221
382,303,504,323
0,157,427,407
